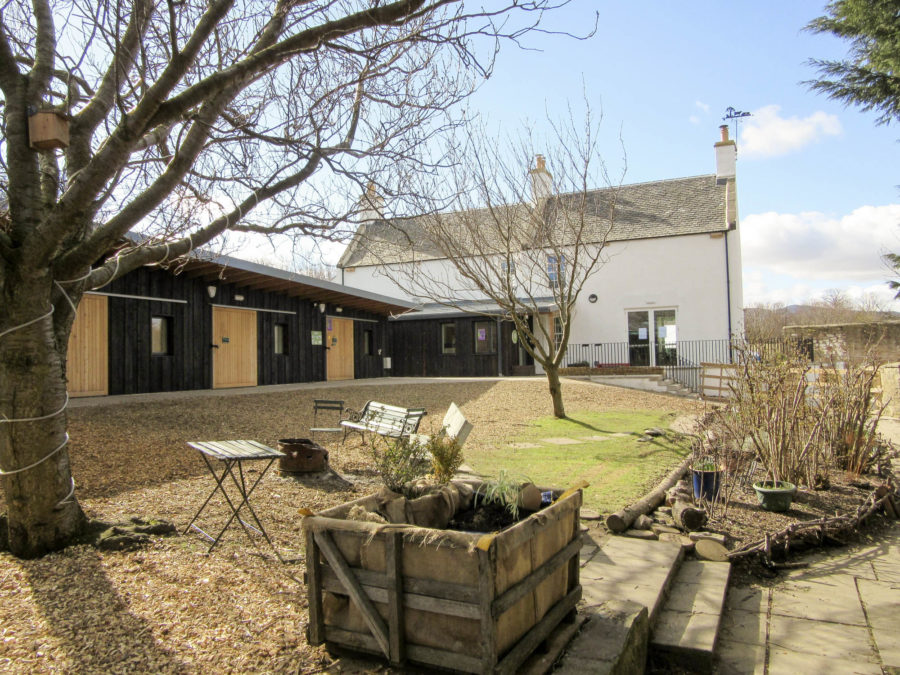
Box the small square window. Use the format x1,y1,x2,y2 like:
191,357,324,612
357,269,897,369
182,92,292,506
151,316,172,355
474,321,495,355
274,323,288,355
441,323,457,355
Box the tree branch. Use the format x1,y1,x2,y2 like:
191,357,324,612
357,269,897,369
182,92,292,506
0,15,21,94
26,0,55,105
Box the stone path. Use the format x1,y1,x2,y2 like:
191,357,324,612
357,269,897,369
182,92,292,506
717,521,900,675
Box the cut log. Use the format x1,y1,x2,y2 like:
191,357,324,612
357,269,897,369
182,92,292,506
672,498,707,532
633,514,653,530
666,479,693,506
605,454,692,533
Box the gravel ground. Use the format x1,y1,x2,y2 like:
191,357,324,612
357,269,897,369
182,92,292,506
0,378,701,674
0,378,889,673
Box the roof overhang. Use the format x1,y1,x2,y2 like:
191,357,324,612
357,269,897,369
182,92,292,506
176,253,416,316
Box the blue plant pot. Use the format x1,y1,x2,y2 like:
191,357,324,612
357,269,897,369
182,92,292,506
692,467,722,501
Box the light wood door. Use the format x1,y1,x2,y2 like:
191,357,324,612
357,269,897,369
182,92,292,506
212,307,257,388
326,317,354,381
67,294,109,397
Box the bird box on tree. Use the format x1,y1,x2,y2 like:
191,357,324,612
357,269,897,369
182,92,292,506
28,111,70,150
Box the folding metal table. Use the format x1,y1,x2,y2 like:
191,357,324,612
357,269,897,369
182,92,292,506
184,440,285,558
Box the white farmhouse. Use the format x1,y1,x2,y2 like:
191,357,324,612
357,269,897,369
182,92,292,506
337,127,743,376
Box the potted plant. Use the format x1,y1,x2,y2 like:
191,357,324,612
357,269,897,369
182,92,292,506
691,457,723,501
751,478,796,512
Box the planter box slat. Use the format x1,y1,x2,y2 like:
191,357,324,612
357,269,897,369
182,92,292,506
314,530,391,658
495,587,581,675
318,561,480,603
305,487,582,673
320,568,481,619
492,537,583,617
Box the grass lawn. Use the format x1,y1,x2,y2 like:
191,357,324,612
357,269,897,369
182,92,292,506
465,409,691,514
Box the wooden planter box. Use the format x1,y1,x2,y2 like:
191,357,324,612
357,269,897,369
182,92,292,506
303,486,582,674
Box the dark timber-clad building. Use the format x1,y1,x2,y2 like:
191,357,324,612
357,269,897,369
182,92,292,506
66,254,414,397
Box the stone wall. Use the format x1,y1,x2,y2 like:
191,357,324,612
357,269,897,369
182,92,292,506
783,321,900,364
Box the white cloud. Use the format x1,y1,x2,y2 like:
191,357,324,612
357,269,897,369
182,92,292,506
695,101,710,113
739,104,841,158
689,115,701,125
741,204,900,307
742,205,900,280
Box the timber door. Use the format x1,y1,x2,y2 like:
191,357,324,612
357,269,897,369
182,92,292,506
67,293,109,397
212,307,258,388
326,317,354,381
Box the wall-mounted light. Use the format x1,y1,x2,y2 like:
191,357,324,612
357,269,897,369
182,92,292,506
207,285,217,299
319,303,326,313
234,294,245,302
336,306,343,313
588,293,598,304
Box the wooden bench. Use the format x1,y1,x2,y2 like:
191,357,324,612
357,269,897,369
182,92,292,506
341,401,426,445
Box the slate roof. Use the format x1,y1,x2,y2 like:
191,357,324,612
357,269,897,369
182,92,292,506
338,174,728,268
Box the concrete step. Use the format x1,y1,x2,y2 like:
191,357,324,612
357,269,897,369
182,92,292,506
551,536,686,673
650,560,732,673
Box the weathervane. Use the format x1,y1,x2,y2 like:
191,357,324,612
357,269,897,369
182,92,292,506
723,107,751,138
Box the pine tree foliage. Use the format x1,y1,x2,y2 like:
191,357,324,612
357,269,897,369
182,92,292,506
805,0,900,125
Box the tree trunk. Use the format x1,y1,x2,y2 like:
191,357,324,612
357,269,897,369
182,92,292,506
0,281,87,558
545,363,566,418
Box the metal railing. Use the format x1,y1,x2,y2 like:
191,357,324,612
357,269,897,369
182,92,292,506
562,338,813,393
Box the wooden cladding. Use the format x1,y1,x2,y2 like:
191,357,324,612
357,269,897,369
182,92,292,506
67,294,108,397
212,307,258,388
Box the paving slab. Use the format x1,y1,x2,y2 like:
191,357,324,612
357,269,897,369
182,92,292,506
767,614,876,662
584,435,611,442
541,437,583,445
713,638,766,675
508,442,541,449
769,573,866,625
857,578,900,668
723,586,768,615
872,558,900,583
718,609,767,647
766,647,883,675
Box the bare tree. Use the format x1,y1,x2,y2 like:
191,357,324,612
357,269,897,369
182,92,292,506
0,0,585,558
350,111,623,417
744,291,889,342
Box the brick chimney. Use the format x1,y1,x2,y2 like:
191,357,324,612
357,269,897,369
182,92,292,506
358,181,384,222
715,124,736,185
529,155,553,203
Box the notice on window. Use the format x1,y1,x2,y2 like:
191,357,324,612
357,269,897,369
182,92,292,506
478,328,487,341
638,327,647,340
310,331,323,346
326,317,332,331
658,326,666,338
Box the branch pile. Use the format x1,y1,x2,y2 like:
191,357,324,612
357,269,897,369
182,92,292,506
727,477,899,566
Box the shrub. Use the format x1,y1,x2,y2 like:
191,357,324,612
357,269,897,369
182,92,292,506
425,429,465,484
370,436,429,492
716,345,830,487
817,354,886,476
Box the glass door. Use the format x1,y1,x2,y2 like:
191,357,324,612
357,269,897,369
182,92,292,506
654,310,677,366
627,311,650,366
627,309,677,366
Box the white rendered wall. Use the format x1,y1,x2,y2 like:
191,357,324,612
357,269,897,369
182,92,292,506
344,231,737,347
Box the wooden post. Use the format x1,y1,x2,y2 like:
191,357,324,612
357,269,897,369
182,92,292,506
305,529,325,645
385,531,405,665
477,546,497,673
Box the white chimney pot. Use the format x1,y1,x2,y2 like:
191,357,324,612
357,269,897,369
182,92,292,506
715,124,736,185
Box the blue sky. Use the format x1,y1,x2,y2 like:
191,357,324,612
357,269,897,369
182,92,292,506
461,1,900,309
238,2,899,309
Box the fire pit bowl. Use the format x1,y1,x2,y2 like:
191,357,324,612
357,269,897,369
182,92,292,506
277,438,328,473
